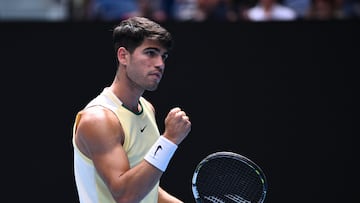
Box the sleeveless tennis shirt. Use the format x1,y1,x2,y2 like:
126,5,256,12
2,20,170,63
72,87,160,203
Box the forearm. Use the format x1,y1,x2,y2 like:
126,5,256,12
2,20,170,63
110,136,178,202
108,161,163,203
158,187,183,203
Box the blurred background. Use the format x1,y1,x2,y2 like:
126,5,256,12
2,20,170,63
1,0,360,22
1,0,358,203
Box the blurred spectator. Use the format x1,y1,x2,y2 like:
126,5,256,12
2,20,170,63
70,0,89,20
303,0,352,20
283,0,311,18
137,0,168,22
203,0,247,22
71,0,168,22
245,0,298,21
333,0,360,18
192,0,226,21
0,0,69,21
214,0,259,21
170,0,198,21
219,0,239,21
81,0,140,21
170,0,239,22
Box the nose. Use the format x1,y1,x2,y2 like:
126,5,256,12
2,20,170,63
155,56,165,70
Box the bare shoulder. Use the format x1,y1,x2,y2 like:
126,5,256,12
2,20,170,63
79,106,118,128
75,106,124,158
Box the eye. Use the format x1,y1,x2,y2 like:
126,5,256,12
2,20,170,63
144,49,168,61
144,49,159,58
162,53,169,61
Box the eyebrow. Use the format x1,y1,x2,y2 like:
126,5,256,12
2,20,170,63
144,47,160,52
144,47,169,56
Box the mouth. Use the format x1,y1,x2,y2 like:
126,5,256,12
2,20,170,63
149,72,162,82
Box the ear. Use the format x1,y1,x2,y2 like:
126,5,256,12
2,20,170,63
117,47,129,65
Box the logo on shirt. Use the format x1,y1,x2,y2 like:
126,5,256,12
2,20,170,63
140,125,147,133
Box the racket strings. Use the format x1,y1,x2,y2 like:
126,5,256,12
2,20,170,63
196,157,265,202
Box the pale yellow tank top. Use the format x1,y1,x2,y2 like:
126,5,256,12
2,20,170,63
73,87,160,203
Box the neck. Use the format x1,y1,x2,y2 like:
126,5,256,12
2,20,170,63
109,75,143,113
122,100,143,114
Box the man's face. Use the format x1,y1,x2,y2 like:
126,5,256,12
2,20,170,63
126,39,169,91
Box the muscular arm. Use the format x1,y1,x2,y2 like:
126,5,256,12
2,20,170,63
75,105,191,203
74,106,163,203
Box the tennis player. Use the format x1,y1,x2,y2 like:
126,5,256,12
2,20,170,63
72,16,191,203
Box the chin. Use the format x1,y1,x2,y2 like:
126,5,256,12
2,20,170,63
147,85,159,91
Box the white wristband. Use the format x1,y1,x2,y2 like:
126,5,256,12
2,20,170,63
144,136,178,172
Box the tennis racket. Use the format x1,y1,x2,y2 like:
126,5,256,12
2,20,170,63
192,151,268,203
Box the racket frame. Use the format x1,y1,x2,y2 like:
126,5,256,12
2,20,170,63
192,151,268,203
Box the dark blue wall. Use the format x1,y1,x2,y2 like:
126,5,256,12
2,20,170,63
1,20,357,202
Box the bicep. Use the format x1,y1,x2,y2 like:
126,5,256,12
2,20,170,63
92,142,130,188
76,107,130,186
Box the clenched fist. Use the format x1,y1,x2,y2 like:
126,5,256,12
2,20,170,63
163,107,191,145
